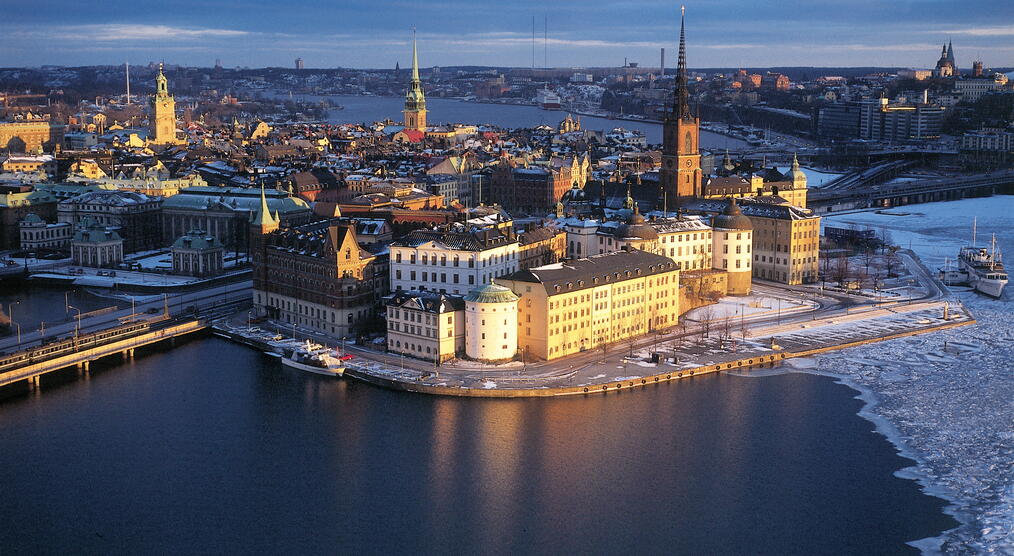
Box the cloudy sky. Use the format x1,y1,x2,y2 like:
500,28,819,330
2,0,1013,69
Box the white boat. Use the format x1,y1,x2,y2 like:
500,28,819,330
536,88,562,110
280,340,346,376
940,219,1008,298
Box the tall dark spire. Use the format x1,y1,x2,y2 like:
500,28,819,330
674,5,691,121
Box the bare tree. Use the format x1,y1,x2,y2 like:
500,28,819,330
884,248,901,278
830,253,851,286
699,305,715,341
861,247,876,277
720,314,732,342
878,227,894,253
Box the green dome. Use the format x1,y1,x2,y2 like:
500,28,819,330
465,283,519,304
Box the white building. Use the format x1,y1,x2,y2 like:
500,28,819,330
390,225,520,295
19,213,71,250
464,283,519,361
385,291,465,363
954,74,1009,103
71,218,124,268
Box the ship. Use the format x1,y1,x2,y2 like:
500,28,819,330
280,340,346,376
536,88,562,110
939,219,1008,298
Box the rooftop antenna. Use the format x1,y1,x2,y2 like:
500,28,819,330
125,60,131,104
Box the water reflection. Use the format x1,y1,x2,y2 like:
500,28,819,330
0,339,956,554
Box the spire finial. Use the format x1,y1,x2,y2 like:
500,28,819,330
673,5,691,120
411,27,420,82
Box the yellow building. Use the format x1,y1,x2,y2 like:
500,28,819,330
402,32,427,132
149,63,180,145
705,154,809,209
683,197,820,285
496,249,680,361
749,205,821,284
0,120,65,153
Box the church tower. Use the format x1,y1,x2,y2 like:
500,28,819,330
403,31,427,132
150,63,179,145
660,6,701,207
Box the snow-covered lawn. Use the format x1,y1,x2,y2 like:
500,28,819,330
683,294,811,321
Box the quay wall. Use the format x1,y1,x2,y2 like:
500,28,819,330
344,316,974,398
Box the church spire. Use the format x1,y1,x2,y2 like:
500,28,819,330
674,5,691,121
411,29,421,82
252,184,279,230
403,28,427,131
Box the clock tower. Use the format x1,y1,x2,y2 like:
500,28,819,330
660,7,701,207
150,63,179,145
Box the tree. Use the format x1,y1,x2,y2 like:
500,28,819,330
884,248,901,278
878,227,894,253
699,305,715,341
830,253,851,286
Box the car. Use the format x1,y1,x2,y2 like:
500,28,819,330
339,354,354,361
145,308,160,314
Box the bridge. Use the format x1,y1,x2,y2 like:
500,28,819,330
820,160,915,191
809,170,1014,213
0,318,208,390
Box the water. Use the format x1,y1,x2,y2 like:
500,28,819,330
0,328,956,553
294,93,747,148
0,284,123,335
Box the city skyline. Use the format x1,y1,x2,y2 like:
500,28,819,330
3,0,1014,69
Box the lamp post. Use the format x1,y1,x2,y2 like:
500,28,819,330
8,300,19,326
68,305,82,340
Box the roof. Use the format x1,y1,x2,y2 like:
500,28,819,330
519,227,560,245
172,229,223,250
394,226,517,252
499,249,677,297
73,219,122,243
386,291,465,313
712,198,753,231
162,185,310,215
681,197,817,222
465,283,520,304
61,190,156,207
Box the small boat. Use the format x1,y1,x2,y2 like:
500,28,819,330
280,340,346,376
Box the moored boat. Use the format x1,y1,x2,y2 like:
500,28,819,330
280,340,346,376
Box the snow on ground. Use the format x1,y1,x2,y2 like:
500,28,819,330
683,294,809,321
801,167,844,188
812,197,1014,552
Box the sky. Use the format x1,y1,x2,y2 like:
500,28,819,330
2,0,1014,70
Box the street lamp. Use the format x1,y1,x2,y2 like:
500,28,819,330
68,305,82,340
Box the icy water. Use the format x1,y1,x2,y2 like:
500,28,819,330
821,197,1014,552
0,334,955,554
297,93,748,148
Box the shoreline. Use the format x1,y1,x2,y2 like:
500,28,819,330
779,359,968,553
337,313,972,397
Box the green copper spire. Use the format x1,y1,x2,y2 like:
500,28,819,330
404,29,426,110
252,185,278,229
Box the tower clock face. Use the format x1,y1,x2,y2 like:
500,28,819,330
685,160,692,167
